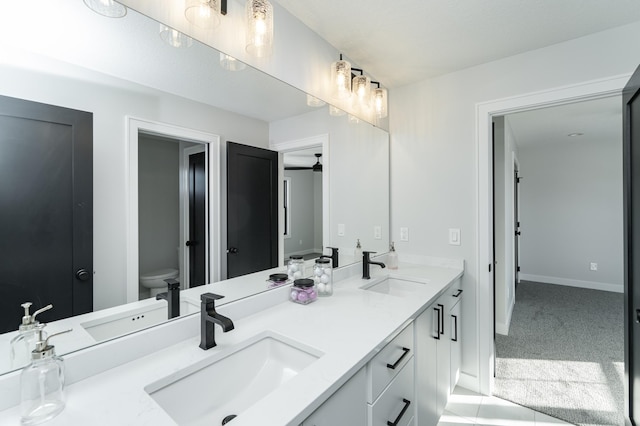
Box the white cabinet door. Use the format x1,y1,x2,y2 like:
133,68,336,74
415,303,439,426
302,367,367,426
435,297,451,418
450,296,462,389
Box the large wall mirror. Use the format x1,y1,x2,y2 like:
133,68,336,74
0,0,389,375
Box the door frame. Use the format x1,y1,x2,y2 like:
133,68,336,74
475,74,630,395
270,134,330,267
181,144,208,289
126,117,220,303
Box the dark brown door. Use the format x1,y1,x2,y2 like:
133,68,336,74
0,95,93,333
227,142,278,279
187,151,206,287
624,64,640,425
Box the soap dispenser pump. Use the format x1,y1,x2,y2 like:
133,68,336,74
10,302,53,369
354,239,363,260
387,242,399,270
20,325,72,425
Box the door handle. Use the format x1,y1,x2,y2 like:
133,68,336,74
515,231,521,236
75,269,91,281
227,247,239,254
186,240,198,247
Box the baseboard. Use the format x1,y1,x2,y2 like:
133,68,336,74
457,372,481,394
519,273,623,293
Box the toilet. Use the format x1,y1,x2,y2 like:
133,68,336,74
140,268,179,297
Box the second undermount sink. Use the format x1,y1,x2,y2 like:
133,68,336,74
361,277,428,297
81,299,200,342
145,332,323,426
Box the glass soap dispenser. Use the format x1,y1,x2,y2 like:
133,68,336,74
387,242,399,270
354,239,363,260
10,302,53,370
20,325,72,426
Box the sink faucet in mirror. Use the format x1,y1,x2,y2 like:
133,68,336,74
155,279,181,320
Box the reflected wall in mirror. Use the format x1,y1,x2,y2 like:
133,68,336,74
0,0,389,376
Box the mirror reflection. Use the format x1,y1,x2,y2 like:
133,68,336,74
0,0,389,375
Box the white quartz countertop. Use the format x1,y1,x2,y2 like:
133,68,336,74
0,262,463,425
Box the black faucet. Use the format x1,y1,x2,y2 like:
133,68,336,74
319,247,339,268
156,279,181,319
199,293,234,350
362,251,386,279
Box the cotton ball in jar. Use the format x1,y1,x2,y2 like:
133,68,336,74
293,271,302,279
314,267,323,277
297,291,309,303
289,264,299,273
317,282,326,293
320,274,330,284
323,268,331,277
290,290,299,301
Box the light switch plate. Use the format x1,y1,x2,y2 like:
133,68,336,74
338,224,345,236
374,226,382,240
449,228,461,245
400,227,409,241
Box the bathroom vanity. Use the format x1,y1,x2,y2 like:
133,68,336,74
0,258,463,425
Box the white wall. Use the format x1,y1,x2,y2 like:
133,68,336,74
138,136,180,277
518,135,623,292
389,21,640,387
0,61,268,311
283,170,317,256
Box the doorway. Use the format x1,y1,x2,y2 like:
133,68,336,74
126,117,220,303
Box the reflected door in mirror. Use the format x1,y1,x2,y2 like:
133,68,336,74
227,142,278,278
188,151,206,287
0,95,93,333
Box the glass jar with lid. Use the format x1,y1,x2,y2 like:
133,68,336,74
287,255,304,280
290,278,317,305
314,258,333,296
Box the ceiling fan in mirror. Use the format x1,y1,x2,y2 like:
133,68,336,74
285,153,322,172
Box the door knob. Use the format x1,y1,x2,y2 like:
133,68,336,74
227,247,239,254
186,240,198,247
75,269,91,281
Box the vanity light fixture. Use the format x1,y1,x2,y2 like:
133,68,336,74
83,0,127,18
372,84,388,119
185,0,227,29
352,72,371,107
159,24,194,48
246,0,274,57
331,54,352,100
220,53,246,71
306,95,326,107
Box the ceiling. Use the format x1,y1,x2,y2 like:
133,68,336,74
506,96,622,149
274,0,640,88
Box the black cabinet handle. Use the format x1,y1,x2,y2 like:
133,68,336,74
433,306,441,340
386,347,410,370
387,398,411,426
438,303,445,335
452,315,458,342
453,289,463,297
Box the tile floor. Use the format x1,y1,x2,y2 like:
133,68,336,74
437,387,572,426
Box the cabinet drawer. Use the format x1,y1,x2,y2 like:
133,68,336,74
367,322,414,403
368,358,414,426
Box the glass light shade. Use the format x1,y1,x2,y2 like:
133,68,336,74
246,0,273,57
331,59,351,100
352,75,371,107
83,0,127,18
329,105,346,116
185,0,221,29
306,95,326,107
373,87,388,118
220,53,246,71
159,25,194,48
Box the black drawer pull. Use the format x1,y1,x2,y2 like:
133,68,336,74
387,398,411,426
453,289,463,297
438,303,445,335
434,306,441,340
386,347,410,370
452,314,458,342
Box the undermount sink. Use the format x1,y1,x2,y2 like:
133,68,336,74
81,299,200,341
145,332,323,426
361,277,428,297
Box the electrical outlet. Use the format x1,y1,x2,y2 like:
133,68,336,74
374,226,382,240
400,227,409,241
338,224,345,236
590,262,598,271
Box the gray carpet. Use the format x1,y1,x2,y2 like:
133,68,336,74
494,281,624,426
